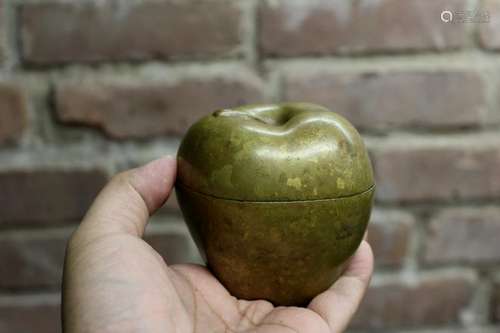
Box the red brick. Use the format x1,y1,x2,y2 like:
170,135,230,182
55,76,266,138
372,138,500,202
0,227,192,289
368,210,414,268
0,169,107,225
259,0,467,57
350,273,475,329
0,294,60,333
0,83,27,144
20,0,242,64
479,0,500,50
0,227,193,289
0,230,69,288
424,207,500,264
144,229,193,265
284,70,486,131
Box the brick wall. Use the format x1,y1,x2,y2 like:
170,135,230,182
1,0,500,332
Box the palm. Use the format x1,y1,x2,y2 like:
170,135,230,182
62,158,372,333
172,264,336,333
65,233,331,332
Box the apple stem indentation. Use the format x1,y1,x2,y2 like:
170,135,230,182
213,107,294,127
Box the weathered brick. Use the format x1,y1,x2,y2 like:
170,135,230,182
368,210,414,268
0,230,69,288
478,0,500,50
0,169,107,225
20,0,242,64
350,273,475,329
55,76,266,138
0,294,60,333
372,138,500,202
284,70,486,131
493,281,500,322
0,83,27,144
424,207,500,264
0,227,192,289
0,1,4,64
259,0,467,57
145,230,193,265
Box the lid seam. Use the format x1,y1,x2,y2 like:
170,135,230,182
175,182,375,203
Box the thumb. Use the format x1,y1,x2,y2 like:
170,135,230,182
75,156,177,241
308,240,374,332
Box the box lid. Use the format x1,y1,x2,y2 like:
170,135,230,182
177,103,374,202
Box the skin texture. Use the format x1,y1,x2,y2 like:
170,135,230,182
176,103,375,306
62,157,374,333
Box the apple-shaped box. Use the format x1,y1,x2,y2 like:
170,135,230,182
175,103,375,306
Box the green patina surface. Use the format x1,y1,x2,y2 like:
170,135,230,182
175,103,375,306
177,103,374,201
176,184,374,306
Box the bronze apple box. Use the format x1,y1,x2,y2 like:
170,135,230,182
175,103,375,306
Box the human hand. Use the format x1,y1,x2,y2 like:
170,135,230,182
62,156,374,333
